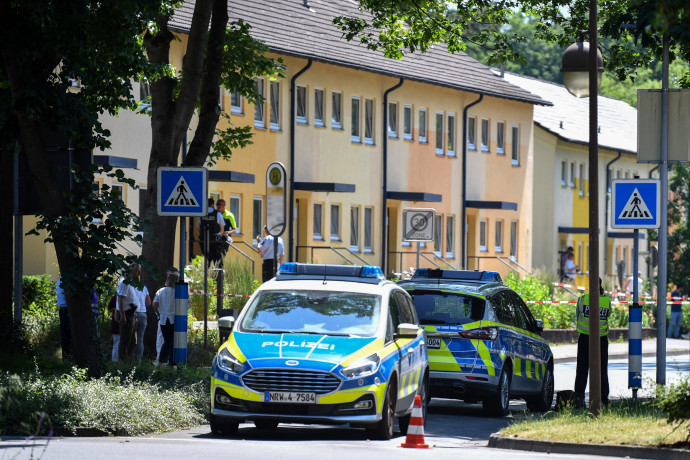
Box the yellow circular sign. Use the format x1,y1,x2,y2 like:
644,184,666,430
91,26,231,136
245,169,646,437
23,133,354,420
269,167,282,186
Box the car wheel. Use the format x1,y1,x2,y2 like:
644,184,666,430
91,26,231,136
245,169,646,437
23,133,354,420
367,383,396,440
483,364,511,417
526,366,554,412
399,375,429,435
254,420,279,430
210,413,239,437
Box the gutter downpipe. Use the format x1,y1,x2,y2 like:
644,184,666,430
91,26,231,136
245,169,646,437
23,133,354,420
647,165,659,294
604,150,622,277
289,59,312,262
382,78,404,275
461,94,483,269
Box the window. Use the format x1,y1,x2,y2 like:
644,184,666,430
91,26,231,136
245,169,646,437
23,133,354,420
561,160,567,186
624,170,629,179
495,220,503,253
330,204,340,240
332,91,342,129
570,162,576,188
254,78,265,128
296,85,307,124
403,105,413,140
579,164,585,196
364,98,374,145
467,116,476,150
388,102,398,138
252,197,263,246
435,111,444,155
497,121,505,154
314,88,325,126
139,79,151,112
231,89,243,114
446,215,454,258
479,219,487,252
418,108,427,143
364,207,373,252
481,118,490,152
269,80,280,130
447,113,456,157
350,206,360,250
112,183,124,203
511,124,520,165
433,214,442,255
510,221,518,259
616,169,621,179
230,195,241,233
351,96,361,142
313,203,323,239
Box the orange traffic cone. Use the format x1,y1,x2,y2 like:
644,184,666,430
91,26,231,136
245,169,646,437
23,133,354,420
401,394,429,448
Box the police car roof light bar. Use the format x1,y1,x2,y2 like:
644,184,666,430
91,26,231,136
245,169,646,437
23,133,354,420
276,263,385,284
412,268,502,283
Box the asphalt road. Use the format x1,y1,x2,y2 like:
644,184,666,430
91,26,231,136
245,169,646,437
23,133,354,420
2,355,687,460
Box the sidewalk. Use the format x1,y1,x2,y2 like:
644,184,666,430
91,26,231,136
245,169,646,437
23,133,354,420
551,337,690,363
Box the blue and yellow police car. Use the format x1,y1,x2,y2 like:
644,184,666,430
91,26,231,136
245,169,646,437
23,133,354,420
398,269,554,416
210,263,429,439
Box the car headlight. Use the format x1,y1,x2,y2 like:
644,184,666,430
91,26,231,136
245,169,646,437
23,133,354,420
340,353,380,379
217,347,245,374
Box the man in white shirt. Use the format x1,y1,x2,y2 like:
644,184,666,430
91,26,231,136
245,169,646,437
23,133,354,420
135,283,151,364
625,272,644,295
257,226,284,282
563,253,579,281
117,264,141,362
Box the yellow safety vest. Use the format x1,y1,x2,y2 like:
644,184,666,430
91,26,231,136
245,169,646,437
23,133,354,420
576,294,611,336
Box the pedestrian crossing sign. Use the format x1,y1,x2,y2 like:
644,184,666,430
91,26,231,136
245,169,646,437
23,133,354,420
157,167,207,216
611,179,660,229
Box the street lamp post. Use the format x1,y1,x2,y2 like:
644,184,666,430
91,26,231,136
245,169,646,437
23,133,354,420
561,2,605,415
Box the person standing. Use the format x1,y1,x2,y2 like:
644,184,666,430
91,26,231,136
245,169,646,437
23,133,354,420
56,277,72,359
153,268,180,366
135,282,151,363
216,198,236,257
199,197,227,266
560,246,574,282
574,278,611,406
257,226,284,283
624,271,644,295
668,285,683,338
563,253,579,282
117,264,141,362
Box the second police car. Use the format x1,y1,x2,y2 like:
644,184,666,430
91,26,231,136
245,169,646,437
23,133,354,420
398,269,554,416
210,263,429,439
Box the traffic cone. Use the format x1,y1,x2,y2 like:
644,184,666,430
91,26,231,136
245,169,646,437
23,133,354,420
401,394,429,448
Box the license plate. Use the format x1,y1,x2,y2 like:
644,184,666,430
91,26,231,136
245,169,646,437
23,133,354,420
265,392,316,403
426,337,441,349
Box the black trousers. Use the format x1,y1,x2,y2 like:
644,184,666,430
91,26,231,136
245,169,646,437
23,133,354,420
574,333,610,400
159,319,174,366
59,307,72,358
118,309,138,361
261,259,275,283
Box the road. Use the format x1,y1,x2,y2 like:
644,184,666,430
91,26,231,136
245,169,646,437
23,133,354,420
2,354,687,460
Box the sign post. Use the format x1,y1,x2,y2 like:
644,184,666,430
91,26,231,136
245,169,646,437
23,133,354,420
402,208,435,272
611,178,660,398
266,162,286,277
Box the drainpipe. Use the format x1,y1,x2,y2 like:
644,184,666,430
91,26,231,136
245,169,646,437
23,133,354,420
604,150,622,277
382,78,404,275
289,59,312,262
647,164,659,293
461,94,483,269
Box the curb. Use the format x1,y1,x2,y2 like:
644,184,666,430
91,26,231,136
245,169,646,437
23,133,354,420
488,433,689,460
554,347,689,364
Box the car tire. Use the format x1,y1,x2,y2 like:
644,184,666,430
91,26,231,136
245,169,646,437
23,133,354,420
526,366,554,412
254,420,279,430
366,383,396,440
398,375,428,435
483,364,511,417
210,413,239,437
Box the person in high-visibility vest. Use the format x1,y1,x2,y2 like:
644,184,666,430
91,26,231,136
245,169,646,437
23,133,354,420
574,277,611,406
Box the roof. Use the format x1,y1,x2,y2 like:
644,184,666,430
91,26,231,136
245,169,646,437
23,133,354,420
170,0,548,106
397,279,506,298
501,72,637,154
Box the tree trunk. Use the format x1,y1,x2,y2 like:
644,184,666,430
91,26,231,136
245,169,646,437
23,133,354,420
0,135,15,337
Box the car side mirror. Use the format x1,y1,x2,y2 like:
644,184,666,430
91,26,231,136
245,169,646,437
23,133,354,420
395,323,420,339
218,316,235,336
535,319,544,333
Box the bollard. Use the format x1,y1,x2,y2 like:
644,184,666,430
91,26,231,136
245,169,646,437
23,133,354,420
174,281,189,364
628,302,642,395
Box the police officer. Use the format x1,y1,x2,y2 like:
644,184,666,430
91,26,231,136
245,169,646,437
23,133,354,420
199,198,227,265
574,277,611,406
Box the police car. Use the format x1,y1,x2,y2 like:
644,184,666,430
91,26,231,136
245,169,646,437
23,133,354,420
210,263,429,439
398,269,554,416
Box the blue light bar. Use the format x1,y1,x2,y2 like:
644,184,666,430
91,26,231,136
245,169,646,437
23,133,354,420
276,263,386,284
278,262,297,274
412,269,502,283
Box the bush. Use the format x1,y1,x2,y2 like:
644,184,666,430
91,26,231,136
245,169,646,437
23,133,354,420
656,375,690,441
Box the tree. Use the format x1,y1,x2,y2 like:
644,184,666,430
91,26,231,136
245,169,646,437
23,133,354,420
668,164,690,290
0,0,164,374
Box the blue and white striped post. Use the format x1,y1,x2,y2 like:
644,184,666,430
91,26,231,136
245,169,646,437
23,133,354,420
174,281,189,364
628,229,642,396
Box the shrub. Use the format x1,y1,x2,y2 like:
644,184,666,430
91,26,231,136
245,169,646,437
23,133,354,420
656,375,690,441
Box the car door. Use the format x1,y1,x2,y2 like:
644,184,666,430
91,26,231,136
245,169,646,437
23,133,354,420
514,295,549,391
387,291,406,410
394,290,424,409
507,291,542,392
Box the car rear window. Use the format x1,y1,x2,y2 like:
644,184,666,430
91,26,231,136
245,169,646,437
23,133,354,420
408,290,485,325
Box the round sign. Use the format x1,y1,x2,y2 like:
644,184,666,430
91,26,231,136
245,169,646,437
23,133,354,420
269,167,282,186
410,213,429,231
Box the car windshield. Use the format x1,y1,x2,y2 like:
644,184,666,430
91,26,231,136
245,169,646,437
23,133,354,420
240,290,382,337
409,290,485,325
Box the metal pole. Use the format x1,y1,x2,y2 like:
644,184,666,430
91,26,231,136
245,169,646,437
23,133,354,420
629,229,642,398
416,242,421,272
588,0,602,415
13,148,22,322
203,227,209,349
657,34,669,385
179,218,186,282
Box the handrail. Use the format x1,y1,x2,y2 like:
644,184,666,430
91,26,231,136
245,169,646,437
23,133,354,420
329,247,357,265
498,256,531,275
468,255,518,275
342,248,369,265
419,252,442,269
494,257,519,275
228,243,255,276
433,254,458,270
296,245,358,265
235,240,260,254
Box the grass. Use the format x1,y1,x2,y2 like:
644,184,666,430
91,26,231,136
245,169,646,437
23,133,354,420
501,399,690,448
